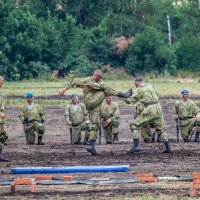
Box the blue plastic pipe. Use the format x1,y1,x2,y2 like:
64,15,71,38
11,165,130,174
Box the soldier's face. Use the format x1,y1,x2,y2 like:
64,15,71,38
182,94,188,101
27,97,34,103
0,78,4,87
93,73,102,82
106,97,112,104
71,97,78,104
135,81,140,88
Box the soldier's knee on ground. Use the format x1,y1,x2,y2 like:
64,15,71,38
112,119,119,128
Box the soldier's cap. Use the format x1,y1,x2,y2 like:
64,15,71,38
71,93,78,99
181,89,189,95
25,92,34,98
135,77,143,82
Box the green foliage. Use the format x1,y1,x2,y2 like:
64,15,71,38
125,26,177,75
0,0,200,80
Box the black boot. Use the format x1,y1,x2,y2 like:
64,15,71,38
84,136,90,145
151,132,155,143
194,132,200,142
37,136,44,145
86,140,99,155
157,134,161,143
0,156,9,162
163,141,172,153
118,89,132,98
127,139,140,154
113,134,119,144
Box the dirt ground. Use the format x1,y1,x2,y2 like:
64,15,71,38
1,100,200,199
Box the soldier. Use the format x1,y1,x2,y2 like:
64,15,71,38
18,92,46,145
0,76,9,162
99,95,120,144
123,78,171,154
172,89,200,142
65,93,89,145
58,69,132,155
135,102,160,143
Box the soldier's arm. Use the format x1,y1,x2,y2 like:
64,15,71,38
18,106,25,122
172,102,179,120
64,105,70,122
111,103,120,121
37,105,46,122
192,103,200,118
124,89,142,105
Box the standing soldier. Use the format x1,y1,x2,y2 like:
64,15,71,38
58,69,132,155
99,95,120,144
172,89,200,142
65,93,89,145
123,78,172,154
18,92,46,145
0,76,9,162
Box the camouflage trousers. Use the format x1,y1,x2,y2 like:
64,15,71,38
130,105,169,143
0,123,8,154
71,122,88,144
23,121,44,145
140,126,154,142
102,119,119,143
179,118,200,142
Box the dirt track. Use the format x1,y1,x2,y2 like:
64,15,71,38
1,100,200,199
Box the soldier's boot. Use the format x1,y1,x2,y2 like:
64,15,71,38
127,139,140,154
86,140,99,155
163,141,172,153
118,89,132,98
113,133,119,144
84,136,90,145
144,138,151,143
37,136,44,145
157,134,161,143
151,132,155,143
194,132,200,142
0,156,9,162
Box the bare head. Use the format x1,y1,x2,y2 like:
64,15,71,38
105,95,112,105
135,77,144,88
92,69,103,82
0,76,4,87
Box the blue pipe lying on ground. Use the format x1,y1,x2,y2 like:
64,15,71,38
11,165,130,174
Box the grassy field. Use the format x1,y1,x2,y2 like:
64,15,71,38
2,77,200,97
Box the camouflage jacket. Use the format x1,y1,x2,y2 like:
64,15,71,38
64,103,88,126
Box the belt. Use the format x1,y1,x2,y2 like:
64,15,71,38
179,117,193,120
144,102,159,107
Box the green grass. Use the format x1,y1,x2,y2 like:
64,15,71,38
1,77,200,98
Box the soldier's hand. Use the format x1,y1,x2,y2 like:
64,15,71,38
84,83,92,88
58,87,67,96
173,114,178,120
0,112,6,119
106,119,112,124
66,121,72,126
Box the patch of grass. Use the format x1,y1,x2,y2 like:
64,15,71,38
2,77,200,97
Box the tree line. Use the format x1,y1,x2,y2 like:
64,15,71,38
0,0,200,80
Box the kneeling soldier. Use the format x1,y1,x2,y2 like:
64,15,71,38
172,89,200,142
0,76,9,162
100,95,120,144
65,93,89,145
18,92,46,145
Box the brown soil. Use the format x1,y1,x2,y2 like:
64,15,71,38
0,100,200,199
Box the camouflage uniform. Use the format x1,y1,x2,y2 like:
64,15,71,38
18,104,46,145
135,102,158,143
0,91,8,155
125,84,171,153
100,101,120,144
65,103,88,144
66,77,118,141
172,99,200,142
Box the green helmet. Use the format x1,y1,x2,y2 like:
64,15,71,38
38,123,45,134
